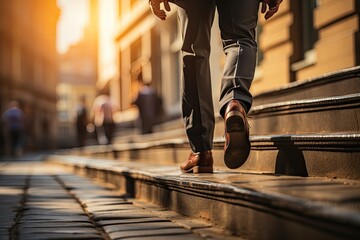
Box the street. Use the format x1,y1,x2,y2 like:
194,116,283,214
0,155,238,240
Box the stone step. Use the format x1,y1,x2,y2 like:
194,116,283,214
47,155,360,240
212,93,360,137
114,92,360,143
253,66,360,106
248,93,360,135
113,67,360,142
69,133,360,180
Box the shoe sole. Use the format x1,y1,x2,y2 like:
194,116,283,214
224,111,250,169
181,165,213,174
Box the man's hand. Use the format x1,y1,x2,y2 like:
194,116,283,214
149,0,171,21
261,0,283,20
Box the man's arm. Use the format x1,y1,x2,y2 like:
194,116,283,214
261,0,283,20
149,0,171,21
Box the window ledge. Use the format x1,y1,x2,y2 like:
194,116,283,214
291,49,317,72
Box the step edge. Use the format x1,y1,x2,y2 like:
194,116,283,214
253,66,360,100
250,93,360,116
47,154,360,232
67,133,360,155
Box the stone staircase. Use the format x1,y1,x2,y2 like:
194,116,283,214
53,66,360,239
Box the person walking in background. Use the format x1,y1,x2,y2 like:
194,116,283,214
75,95,88,147
91,94,117,145
1,100,25,156
149,0,283,173
133,72,162,134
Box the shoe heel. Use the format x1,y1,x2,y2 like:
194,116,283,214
193,166,213,174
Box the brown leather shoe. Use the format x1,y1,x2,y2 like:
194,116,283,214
224,100,250,169
180,151,214,173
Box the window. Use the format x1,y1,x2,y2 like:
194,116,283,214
290,0,318,79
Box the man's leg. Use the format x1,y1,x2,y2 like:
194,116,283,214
217,0,259,115
216,0,260,168
176,0,216,153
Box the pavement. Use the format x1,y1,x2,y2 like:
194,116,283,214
46,154,360,239
0,155,240,240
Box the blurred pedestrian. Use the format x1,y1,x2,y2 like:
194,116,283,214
133,72,162,134
149,0,283,173
91,94,117,145
75,95,88,147
1,100,25,156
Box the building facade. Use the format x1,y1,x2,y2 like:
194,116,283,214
252,0,360,96
0,0,60,153
57,0,98,148
97,0,359,128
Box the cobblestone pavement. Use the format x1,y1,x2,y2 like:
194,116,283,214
0,159,239,240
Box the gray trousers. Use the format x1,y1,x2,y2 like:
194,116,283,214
174,0,260,152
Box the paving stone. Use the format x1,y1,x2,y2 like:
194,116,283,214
27,192,71,198
109,228,193,239
123,234,204,240
21,215,90,221
19,227,100,235
72,189,113,194
26,200,79,206
84,201,131,208
22,209,86,216
103,221,184,234
98,218,171,227
30,183,61,188
86,204,135,212
26,201,79,207
19,219,92,224
0,196,23,204
18,233,103,240
28,185,63,189
18,222,94,228
23,203,82,212
173,219,212,230
90,205,142,214
0,222,13,228
0,205,21,211
0,211,17,219
26,195,74,200
0,233,9,240
0,186,24,195
82,198,128,205
92,210,156,221
74,192,115,198
82,198,129,205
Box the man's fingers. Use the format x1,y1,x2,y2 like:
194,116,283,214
265,12,274,20
150,0,170,20
263,0,282,20
265,7,277,20
261,1,267,14
164,0,171,11
154,11,166,20
150,1,165,20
